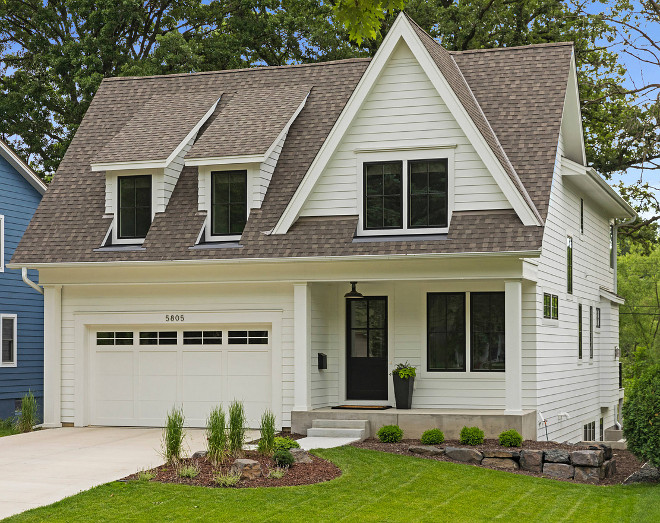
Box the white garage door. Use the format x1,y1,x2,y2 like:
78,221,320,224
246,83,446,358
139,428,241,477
91,326,271,427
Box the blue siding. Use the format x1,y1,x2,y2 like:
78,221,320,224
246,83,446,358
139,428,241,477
0,154,44,420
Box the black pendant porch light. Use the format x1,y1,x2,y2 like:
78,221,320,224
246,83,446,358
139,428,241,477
344,281,364,299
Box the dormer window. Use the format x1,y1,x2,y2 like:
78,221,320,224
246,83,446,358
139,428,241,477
211,170,247,236
118,175,152,240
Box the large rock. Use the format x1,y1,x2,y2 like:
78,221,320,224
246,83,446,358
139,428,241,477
290,449,313,464
483,450,520,459
543,463,574,479
543,449,570,464
603,459,617,478
445,447,483,464
574,466,601,484
519,450,544,472
482,458,519,470
571,450,604,467
192,450,207,459
230,459,262,480
623,463,660,485
409,445,444,456
588,444,613,461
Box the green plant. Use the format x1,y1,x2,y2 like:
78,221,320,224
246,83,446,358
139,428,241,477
177,464,200,479
377,425,403,443
136,469,156,481
498,429,523,447
273,449,295,467
460,426,485,446
391,361,416,379
17,390,38,433
273,436,301,451
420,429,444,445
228,401,247,455
268,467,286,479
162,406,185,463
206,406,227,464
258,409,276,454
213,471,241,487
623,364,660,468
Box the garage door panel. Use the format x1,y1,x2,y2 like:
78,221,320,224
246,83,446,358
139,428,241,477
182,351,222,376
96,374,133,400
139,376,177,401
227,375,271,401
227,351,270,376
139,351,177,375
136,401,174,423
95,401,134,420
96,351,133,375
183,375,222,401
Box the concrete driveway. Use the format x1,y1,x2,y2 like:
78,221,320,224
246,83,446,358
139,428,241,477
0,426,208,519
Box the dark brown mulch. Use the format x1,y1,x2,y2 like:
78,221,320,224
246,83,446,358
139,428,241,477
124,450,340,488
352,439,643,486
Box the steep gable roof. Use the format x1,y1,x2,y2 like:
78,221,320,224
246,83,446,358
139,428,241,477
0,139,47,195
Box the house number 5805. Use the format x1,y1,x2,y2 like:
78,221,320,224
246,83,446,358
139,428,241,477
165,314,184,322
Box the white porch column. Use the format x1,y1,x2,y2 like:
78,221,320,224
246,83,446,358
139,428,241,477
43,285,62,428
504,280,523,414
293,283,312,411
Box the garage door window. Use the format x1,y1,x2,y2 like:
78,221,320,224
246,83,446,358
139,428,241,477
140,331,177,345
228,330,268,345
183,331,222,345
96,332,133,345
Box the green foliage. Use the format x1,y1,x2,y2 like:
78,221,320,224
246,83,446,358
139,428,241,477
333,0,404,44
228,401,247,455
392,361,416,379
273,449,295,467
420,429,444,445
136,469,156,481
459,426,485,446
498,429,523,447
258,410,276,455
623,365,660,468
206,406,227,464
17,391,37,433
162,406,185,464
177,464,200,479
377,424,403,443
213,471,241,487
273,436,301,452
268,467,286,479
0,416,17,437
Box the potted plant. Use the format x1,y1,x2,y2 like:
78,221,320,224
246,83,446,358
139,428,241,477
392,362,416,409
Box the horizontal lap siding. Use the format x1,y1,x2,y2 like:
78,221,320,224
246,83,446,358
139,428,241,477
310,283,339,408
256,134,286,209
299,41,510,217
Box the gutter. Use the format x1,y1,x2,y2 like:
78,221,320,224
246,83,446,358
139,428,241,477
22,267,43,294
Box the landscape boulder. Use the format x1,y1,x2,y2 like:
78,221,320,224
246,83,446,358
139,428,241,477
623,463,660,484
230,459,262,480
482,450,519,459
290,449,313,464
445,447,483,464
571,450,604,467
588,444,613,461
519,450,544,472
603,460,616,478
482,458,519,471
574,465,601,484
542,463,574,479
192,450,208,459
409,445,444,456
543,449,570,464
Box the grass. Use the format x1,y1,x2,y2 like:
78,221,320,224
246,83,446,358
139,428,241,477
6,446,660,522
0,426,17,437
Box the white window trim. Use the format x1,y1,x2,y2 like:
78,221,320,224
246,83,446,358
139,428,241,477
199,163,258,243
356,149,455,237
541,288,560,327
110,173,157,246
0,214,4,272
0,314,18,368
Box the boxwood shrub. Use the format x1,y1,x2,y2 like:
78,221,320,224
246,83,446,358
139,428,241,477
498,429,523,447
377,424,403,443
623,365,660,468
273,449,295,467
273,436,301,452
459,426,485,446
420,429,445,445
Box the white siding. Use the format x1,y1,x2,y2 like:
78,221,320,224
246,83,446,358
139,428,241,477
310,283,340,408
255,133,287,209
299,40,511,218
159,137,194,213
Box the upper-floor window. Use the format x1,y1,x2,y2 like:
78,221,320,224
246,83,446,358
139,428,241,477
567,236,573,294
211,170,247,237
364,161,402,230
580,198,584,233
118,175,152,240
578,303,583,359
409,159,448,228
596,307,601,328
1,315,17,367
589,305,594,359
610,225,615,269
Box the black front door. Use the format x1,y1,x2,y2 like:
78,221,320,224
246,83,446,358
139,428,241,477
346,297,388,400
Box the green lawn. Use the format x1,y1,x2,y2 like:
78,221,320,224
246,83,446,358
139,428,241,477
0,426,17,437
7,447,660,522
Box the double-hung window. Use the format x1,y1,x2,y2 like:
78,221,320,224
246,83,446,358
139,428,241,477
427,293,465,371
543,293,559,320
118,175,152,240
1,315,17,367
211,170,248,237
470,292,505,371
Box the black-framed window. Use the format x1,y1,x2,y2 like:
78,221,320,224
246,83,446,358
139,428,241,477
118,175,152,239
228,331,269,345
589,306,594,359
600,417,604,441
364,161,403,230
580,198,584,233
347,296,387,358
584,421,595,441
183,331,222,345
470,292,505,371
96,331,133,346
567,236,573,294
211,170,247,236
543,293,559,320
552,295,559,319
578,304,583,359
427,293,465,371
610,225,614,268
409,159,448,228
596,307,601,328
139,331,177,345
1,316,16,364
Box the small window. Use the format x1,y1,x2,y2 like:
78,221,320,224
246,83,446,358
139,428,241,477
118,175,152,240
228,331,270,345
470,292,505,372
580,198,584,233
543,294,559,320
596,307,601,328
1,315,17,366
583,421,596,441
552,295,559,319
578,304,583,359
589,306,594,359
96,331,133,346
0,215,4,272
610,225,614,269
140,331,177,345
364,161,403,230
567,236,573,294
600,417,604,441
211,170,247,236
427,293,466,371
408,159,448,228
183,331,222,345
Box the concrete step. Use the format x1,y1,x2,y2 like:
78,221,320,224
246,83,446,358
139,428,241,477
311,419,369,430
306,427,367,440
605,428,623,440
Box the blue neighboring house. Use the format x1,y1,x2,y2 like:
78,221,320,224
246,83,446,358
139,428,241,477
0,139,47,420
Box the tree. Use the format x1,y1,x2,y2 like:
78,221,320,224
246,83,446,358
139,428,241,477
622,364,660,468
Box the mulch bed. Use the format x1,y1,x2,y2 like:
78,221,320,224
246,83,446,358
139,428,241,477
352,438,644,485
124,449,340,488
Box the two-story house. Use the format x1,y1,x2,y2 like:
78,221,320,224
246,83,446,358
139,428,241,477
11,14,634,442
1,139,46,420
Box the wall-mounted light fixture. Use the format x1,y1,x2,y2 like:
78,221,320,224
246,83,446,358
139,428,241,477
344,281,364,299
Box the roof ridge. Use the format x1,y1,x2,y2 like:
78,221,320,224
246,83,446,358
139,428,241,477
450,41,574,55
103,57,372,83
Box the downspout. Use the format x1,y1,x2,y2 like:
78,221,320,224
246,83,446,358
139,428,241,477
22,267,43,295
613,216,636,294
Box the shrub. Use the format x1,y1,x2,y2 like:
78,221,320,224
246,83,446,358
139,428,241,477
273,449,295,468
420,429,444,445
136,469,156,481
17,391,38,433
392,362,416,379
623,365,660,468
207,406,227,464
178,464,200,479
258,409,276,454
214,471,241,487
498,429,523,447
228,401,247,455
268,467,287,479
459,426,484,446
273,436,300,452
377,425,403,443
163,406,185,463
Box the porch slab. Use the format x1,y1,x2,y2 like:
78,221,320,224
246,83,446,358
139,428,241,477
291,408,537,440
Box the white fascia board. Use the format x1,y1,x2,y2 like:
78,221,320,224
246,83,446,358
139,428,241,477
185,154,264,167
600,286,625,305
0,140,47,194
272,13,541,234
91,97,221,172
562,52,587,166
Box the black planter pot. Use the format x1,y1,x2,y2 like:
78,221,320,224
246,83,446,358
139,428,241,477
393,374,414,409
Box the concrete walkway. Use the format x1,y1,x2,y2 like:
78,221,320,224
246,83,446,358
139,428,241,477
0,426,212,519
296,436,361,450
